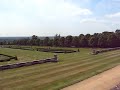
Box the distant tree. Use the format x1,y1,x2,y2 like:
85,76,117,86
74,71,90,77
53,34,60,46
107,33,119,47
30,35,39,46
79,34,84,38
43,37,50,46
85,34,91,39
89,36,97,47
79,34,84,47
32,35,38,40
59,37,65,47
98,34,107,47
89,33,99,47
1,30,120,48
115,29,120,47
84,34,91,47
40,40,44,46
79,36,88,47
36,39,41,46
72,36,79,47
0,42,3,45
48,39,53,46
65,35,73,47
13,40,17,45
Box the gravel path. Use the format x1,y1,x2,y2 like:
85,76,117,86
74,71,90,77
62,65,120,90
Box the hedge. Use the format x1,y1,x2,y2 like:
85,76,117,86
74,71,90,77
0,54,17,62
92,47,120,55
0,55,58,71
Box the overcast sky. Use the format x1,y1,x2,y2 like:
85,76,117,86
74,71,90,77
0,0,120,36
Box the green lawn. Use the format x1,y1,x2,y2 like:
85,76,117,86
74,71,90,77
0,47,120,90
0,48,53,65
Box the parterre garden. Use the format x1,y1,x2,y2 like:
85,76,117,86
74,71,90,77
0,46,120,90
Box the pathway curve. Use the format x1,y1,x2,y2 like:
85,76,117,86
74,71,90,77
62,65,120,90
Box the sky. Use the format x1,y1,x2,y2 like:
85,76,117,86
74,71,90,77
0,0,120,36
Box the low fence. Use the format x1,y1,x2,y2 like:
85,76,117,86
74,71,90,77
0,54,17,62
92,47,120,55
0,55,58,71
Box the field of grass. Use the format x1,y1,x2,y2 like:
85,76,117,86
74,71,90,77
0,47,120,90
0,47,53,65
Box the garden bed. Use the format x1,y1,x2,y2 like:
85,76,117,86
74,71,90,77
0,54,17,62
36,48,77,53
3,46,77,53
0,55,58,70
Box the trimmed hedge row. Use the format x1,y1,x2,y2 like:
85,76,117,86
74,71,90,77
0,54,17,62
0,56,58,71
92,47,120,55
36,48,77,53
4,46,77,53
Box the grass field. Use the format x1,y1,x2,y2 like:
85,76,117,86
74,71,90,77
0,47,120,90
0,47,53,65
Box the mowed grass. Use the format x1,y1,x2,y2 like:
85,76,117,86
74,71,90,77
0,48,53,65
0,47,120,90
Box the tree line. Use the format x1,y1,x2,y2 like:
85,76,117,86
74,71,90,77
0,30,120,48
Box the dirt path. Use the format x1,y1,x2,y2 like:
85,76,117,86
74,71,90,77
62,65,120,90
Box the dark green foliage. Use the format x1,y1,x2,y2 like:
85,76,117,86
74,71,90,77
43,37,50,46
98,34,107,47
53,34,60,46
72,36,79,47
89,37,96,47
0,30,120,48
80,36,88,47
59,37,65,47
65,35,73,47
